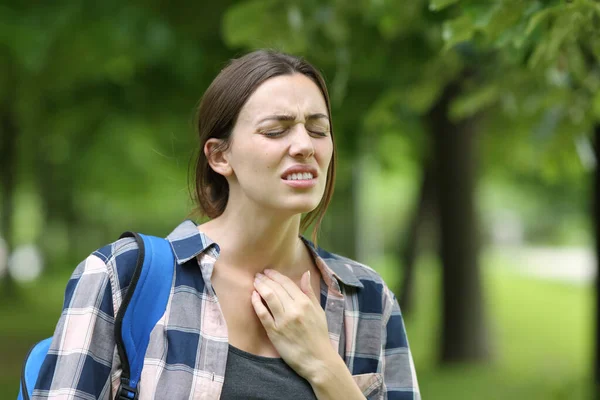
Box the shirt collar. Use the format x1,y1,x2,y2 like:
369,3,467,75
166,220,219,264
301,237,364,289
165,220,363,289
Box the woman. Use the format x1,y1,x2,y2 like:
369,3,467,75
33,50,420,399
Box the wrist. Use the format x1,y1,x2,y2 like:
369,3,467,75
306,349,346,388
305,349,367,400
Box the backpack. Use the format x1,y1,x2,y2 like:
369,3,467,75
18,232,176,400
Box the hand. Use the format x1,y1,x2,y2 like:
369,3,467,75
251,269,337,381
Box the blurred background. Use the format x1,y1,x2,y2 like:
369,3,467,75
0,0,598,398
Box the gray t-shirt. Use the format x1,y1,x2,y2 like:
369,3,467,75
220,344,318,399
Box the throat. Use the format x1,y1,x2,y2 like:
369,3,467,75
217,239,308,277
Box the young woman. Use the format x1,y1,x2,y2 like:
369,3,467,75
33,50,420,399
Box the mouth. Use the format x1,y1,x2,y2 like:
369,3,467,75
283,172,314,181
281,171,318,189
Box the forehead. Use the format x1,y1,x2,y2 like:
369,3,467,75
238,74,328,123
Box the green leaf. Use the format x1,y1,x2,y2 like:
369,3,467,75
593,92,600,120
222,0,307,52
525,6,556,37
465,3,500,30
527,38,548,69
449,84,499,120
429,0,459,12
405,78,445,114
442,15,475,50
564,41,587,85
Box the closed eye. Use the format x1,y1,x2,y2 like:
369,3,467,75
308,130,329,137
263,129,328,138
260,122,330,138
263,130,286,137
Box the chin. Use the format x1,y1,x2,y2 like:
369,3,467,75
277,198,321,215
286,204,319,215
261,190,325,216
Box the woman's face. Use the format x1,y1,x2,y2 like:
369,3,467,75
224,73,333,216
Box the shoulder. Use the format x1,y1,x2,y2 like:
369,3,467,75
315,246,396,309
88,236,141,293
58,237,141,322
317,247,385,285
92,236,139,265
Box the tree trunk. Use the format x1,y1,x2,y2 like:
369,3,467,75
0,108,18,296
431,79,490,363
593,124,600,398
398,157,436,314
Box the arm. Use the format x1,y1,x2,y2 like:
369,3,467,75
305,351,366,400
380,287,420,400
32,254,116,400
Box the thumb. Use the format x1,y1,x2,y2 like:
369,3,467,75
301,270,318,304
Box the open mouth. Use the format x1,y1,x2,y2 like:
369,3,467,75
284,172,314,181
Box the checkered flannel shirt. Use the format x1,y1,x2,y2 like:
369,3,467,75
33,220,420,399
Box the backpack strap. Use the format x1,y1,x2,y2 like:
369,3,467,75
18,337,53,400
114,233,175,400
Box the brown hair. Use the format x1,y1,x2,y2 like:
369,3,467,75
190,50,336,243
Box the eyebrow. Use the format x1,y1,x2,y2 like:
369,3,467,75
257,113,329,124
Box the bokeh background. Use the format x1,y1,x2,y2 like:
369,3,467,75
1,1,598,399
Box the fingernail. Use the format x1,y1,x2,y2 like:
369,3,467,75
264,269,273,275
255,273,264,280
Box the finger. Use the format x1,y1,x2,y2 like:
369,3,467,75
263,269,303,300
254,273,286,315
251,290,275,329
301,270,320,306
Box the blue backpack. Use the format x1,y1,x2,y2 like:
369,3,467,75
18,232,175,400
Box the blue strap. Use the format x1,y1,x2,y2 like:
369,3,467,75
120,234,175,390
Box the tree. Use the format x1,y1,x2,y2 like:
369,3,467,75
0,1,237,282
432,0,600,386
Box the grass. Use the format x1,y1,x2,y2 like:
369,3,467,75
405,254,592,399
0,253,593,399
0,276,66,398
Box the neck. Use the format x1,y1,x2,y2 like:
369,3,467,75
198,206,306,277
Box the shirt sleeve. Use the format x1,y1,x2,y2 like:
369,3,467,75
32,254,116,399
381,285,420,400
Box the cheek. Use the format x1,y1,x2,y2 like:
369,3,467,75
260,149,279,171
315,139,334,165
232,139,276,173
240,148,279,178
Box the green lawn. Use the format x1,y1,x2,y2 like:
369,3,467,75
406,255,592,400
0,276,66,399
0,256,593,399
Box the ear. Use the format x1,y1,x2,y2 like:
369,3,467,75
204,138,233,177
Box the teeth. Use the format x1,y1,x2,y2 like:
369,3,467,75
285,172,313,180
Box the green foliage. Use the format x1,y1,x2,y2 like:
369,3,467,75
0,2,237,259
223,0,308,52
0,0,593,268
416,0,599,211
449,82,499,120
429,0,460,12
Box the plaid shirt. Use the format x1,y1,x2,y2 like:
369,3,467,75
33,220,420,400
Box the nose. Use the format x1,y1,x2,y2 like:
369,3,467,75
288,124,315,159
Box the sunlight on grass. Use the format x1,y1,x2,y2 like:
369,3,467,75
404,252,592,399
